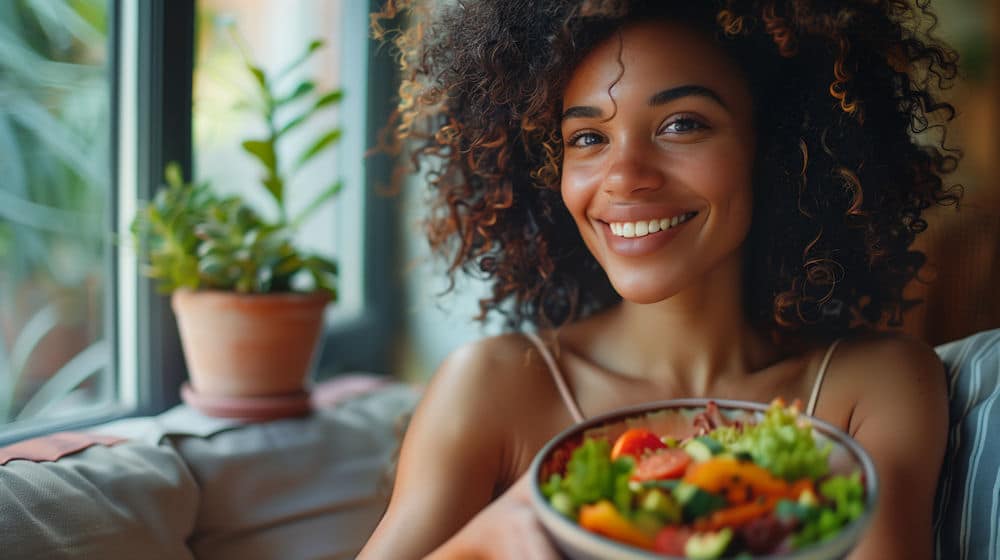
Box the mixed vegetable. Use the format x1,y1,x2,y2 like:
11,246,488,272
540,400,866,558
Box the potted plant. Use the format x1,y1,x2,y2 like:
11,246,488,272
131,39,343,410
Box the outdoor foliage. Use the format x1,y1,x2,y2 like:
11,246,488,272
0,0,110,424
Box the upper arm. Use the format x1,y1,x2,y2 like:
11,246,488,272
843,336,948,560
358,340,516,560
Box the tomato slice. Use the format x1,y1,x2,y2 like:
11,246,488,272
653,525,694,555
631,448,692,481
610,428,667,460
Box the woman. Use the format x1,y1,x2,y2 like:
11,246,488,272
361,1,960,558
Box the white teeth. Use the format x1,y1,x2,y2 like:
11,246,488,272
608,212,695,239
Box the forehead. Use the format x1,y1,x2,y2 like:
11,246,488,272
563,20,750,109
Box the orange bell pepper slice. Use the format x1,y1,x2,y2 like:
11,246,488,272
682,458,789,503
578,500,656,550
693,499,776,531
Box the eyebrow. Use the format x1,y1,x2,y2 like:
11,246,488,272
649,85,726,109
562,84,727,122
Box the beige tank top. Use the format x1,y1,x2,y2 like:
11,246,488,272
523,332,843,424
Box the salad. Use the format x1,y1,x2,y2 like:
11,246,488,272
539,399,867,558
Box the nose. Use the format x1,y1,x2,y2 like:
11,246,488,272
602,142,665,197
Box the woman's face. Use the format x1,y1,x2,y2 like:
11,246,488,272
560,20,756,304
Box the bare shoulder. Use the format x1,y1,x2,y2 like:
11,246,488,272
828,332,946,431
822,332,947,558
430,332,551,414
438,332,541,378
360,333,548,559
407,332,559,475
833,331,944,377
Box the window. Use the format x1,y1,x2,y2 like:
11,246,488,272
0,0,402,442
0,0,197,443
0,0,116,439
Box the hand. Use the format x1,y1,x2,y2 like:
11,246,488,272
427,473,562,560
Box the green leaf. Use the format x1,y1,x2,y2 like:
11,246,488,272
248,65,268,90
263,176,284,207
275,39,324,82
241,139,277,174
278,113,308,137
164,162,184,187
279,90,343,138
305,39,324,53
305,255,338,275
313,89,343,109
306,267,337,300
296,129,342,169
198,256,232,284
276,80,316,106
291,180,341,227
274,255,304,276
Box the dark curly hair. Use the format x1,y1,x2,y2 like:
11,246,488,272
374,0,961,339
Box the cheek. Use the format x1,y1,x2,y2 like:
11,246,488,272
698,144,755,226
559,167,596,222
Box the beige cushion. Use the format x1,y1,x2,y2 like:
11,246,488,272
0,382,418,560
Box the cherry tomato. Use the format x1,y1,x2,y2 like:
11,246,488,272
610,428,667,460
631,448,692,481
654,525,694,555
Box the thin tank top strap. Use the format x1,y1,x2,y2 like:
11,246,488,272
806,338,843,416
524,332,585,424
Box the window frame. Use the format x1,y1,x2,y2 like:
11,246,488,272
129,0,195,415
311,0,402,378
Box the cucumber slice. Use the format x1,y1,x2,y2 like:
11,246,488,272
682,436,722,462
695,436,724,454
684,528,734,559
639,488,682,523
639,479,681,492
672,482,727,520
549,491,575,518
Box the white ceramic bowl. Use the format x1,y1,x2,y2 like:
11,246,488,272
529,398,878,560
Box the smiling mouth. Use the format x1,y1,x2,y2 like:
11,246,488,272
607,211,698,238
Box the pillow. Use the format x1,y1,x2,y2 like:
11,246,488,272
0,441,199,560
0,379,419,560
933,328,1000,559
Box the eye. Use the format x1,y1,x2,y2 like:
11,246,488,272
659,116,708,135
566,131,605,148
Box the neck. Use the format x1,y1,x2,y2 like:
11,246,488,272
580,253,780,395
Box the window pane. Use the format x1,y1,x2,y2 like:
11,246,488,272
0,0,113,430
193,0,359,317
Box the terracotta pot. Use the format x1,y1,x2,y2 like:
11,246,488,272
171,290,330,398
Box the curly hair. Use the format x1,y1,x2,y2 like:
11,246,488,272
374,0,961,339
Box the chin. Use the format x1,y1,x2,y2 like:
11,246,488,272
608,275,682,305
